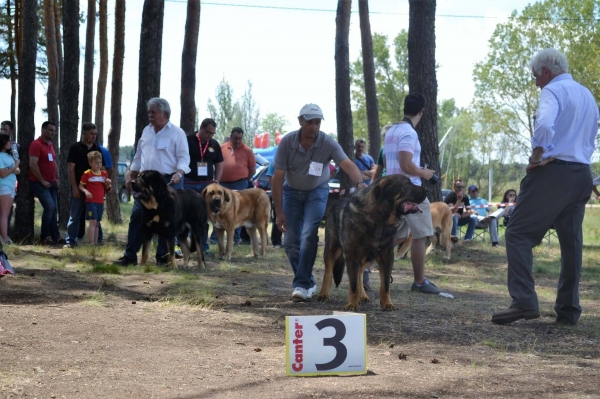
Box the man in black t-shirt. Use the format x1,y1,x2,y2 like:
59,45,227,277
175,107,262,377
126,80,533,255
184,118,224,251
65,122,105,248
443,179,478,242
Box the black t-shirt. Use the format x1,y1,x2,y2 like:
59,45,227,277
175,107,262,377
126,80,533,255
444,191,470,215
185,134,224,182
67,141,105,185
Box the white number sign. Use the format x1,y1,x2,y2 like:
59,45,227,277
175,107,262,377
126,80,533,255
285,314,367,376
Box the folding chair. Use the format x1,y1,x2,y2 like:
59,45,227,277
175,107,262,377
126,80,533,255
543,225,557,244
458,223,488,242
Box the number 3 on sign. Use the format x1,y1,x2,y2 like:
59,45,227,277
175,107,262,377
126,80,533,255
285,314,367,376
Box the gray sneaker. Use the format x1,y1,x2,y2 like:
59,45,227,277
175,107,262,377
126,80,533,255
307,284,317,297
411,278,441,295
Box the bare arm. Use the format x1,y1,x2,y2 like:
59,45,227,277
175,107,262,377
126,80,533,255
29,156,49,187
78,182,92,199
0,159,19,178
398,151,434,180
214,162,223,181
339,158,366,187
272,169,286,232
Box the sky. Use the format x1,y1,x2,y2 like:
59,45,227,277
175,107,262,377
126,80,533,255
1,0,533,146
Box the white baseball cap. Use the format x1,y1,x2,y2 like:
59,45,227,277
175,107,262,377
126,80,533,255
298,103,324,121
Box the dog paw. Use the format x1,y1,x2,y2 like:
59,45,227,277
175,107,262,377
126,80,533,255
360,295,370,303
344,303,360,311
380,303,397,311
316,294,329,302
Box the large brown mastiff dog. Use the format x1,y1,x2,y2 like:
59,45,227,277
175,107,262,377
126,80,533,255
202,183,270,260
317,175,427,311
396,201,453,260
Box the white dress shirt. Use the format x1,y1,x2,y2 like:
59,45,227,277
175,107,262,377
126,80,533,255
532,73,599,164
130,121,191,174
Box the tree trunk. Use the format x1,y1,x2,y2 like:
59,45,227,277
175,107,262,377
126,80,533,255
179,0,200,135
408,0,440,201
44,0,60,132
135,0,165,146
358,0,380,160
335,0,354,192
94,0,108,144
14,0,37,244
106,0,126,224
6,0,17,126
82,0,96,125
59,0,80,229
54,0,64,115
15,0,22,69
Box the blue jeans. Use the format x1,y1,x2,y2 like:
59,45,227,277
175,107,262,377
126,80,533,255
283,182,329,289
452,214,478,240
66,192,87,246
29,181,60,240
122,178,183,262
209,179,250,243
184,180,213,251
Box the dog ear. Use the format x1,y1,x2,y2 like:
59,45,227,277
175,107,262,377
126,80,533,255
224,189,231,203
201,186,209,199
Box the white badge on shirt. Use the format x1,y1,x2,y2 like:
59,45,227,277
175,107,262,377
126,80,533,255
48,153,53,162
308,161,323,177
197,162,208,176
156,138,170,150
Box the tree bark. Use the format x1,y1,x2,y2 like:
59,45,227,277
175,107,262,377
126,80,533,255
43,0,60,133
59,0,80,229
408,0,440,201
106,0,126,224
6,0,17,126
335,0,354,191
94,0,108,144
14,0,37,243
54,0,64,119
82,0,96,125
135,0,165,147
358,0,380,160
15,0,22,69
179,0,200,135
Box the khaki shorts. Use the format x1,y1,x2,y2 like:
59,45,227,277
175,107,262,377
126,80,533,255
395,197,434,240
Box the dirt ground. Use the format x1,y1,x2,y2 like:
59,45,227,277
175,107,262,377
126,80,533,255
1,242,599,399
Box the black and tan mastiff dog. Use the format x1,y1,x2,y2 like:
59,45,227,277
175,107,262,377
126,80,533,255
317,175,427,311
132,170,207,269
202,183,270,260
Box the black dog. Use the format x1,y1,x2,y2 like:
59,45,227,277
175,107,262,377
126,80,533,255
317,175,427,311
132,170,207,268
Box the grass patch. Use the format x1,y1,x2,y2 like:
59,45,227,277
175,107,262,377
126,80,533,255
90,263,121,274
83,292,108,307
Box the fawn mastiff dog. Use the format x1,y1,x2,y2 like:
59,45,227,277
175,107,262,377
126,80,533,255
202,183,270,260
317,175,427,311
396,201,453,260
132,170,207,269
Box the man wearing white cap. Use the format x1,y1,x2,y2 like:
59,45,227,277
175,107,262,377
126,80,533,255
271,104,366,301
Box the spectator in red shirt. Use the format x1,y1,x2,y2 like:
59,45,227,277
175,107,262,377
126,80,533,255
78,151,111,245
29,121,65,245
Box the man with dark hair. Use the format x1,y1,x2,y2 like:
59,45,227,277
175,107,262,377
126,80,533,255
353,139,376,185
29,121,65,245
492,49,599,326
114,98,190,266
210,127,256,244
384,93,450,296
444,179,478,242
64,122,105,248
185,118,224,251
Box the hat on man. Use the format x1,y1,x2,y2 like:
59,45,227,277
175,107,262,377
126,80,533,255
468,184,478,192
299,103,324,121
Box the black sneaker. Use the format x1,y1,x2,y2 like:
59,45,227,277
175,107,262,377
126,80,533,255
411,278,441,294
113,257,137,266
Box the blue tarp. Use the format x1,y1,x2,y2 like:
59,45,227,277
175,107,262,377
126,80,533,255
253,146,277,163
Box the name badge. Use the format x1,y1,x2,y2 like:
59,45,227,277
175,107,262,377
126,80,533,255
156,138,169,150
197,162,208,176
308,161,323,177
48,153,53,162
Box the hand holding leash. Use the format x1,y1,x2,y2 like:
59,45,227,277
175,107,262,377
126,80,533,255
276,213,287,233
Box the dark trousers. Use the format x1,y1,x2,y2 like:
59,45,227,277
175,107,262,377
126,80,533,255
505,162,591,324
270,198,282,245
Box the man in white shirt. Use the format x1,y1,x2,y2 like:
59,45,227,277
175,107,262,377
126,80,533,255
384,93,449,296
114,98,191,266
492,49,600,326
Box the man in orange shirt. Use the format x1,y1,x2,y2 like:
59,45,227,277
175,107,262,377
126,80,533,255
210,127,256,244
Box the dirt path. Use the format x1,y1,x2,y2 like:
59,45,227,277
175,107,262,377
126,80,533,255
1,244,599,398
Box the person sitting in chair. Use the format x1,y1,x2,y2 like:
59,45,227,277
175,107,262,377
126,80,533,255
486,189,518,246
468,184,500,246
444,179,478,242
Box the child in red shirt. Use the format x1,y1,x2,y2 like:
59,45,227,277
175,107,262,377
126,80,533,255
78,151,111,245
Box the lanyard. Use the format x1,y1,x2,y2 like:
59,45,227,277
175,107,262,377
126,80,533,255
198,137,210,162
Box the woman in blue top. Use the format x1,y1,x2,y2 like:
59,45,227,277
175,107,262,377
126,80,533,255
0,133,20,244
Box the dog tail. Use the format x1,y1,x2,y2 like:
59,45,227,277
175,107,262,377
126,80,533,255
333,256,345,287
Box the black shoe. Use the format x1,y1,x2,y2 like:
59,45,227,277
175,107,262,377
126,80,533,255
113,256,137,266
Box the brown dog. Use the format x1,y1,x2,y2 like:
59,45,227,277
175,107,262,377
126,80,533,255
202,183,270,260
396,201,453,260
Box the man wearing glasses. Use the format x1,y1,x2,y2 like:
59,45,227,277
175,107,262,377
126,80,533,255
444,179,478,242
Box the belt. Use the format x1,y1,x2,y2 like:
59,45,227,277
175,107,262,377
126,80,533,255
221,178,247,184
548,159,587,166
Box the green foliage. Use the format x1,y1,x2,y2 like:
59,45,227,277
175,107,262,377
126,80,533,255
207,79,260,147
473,0,600,160
260,112,288,146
